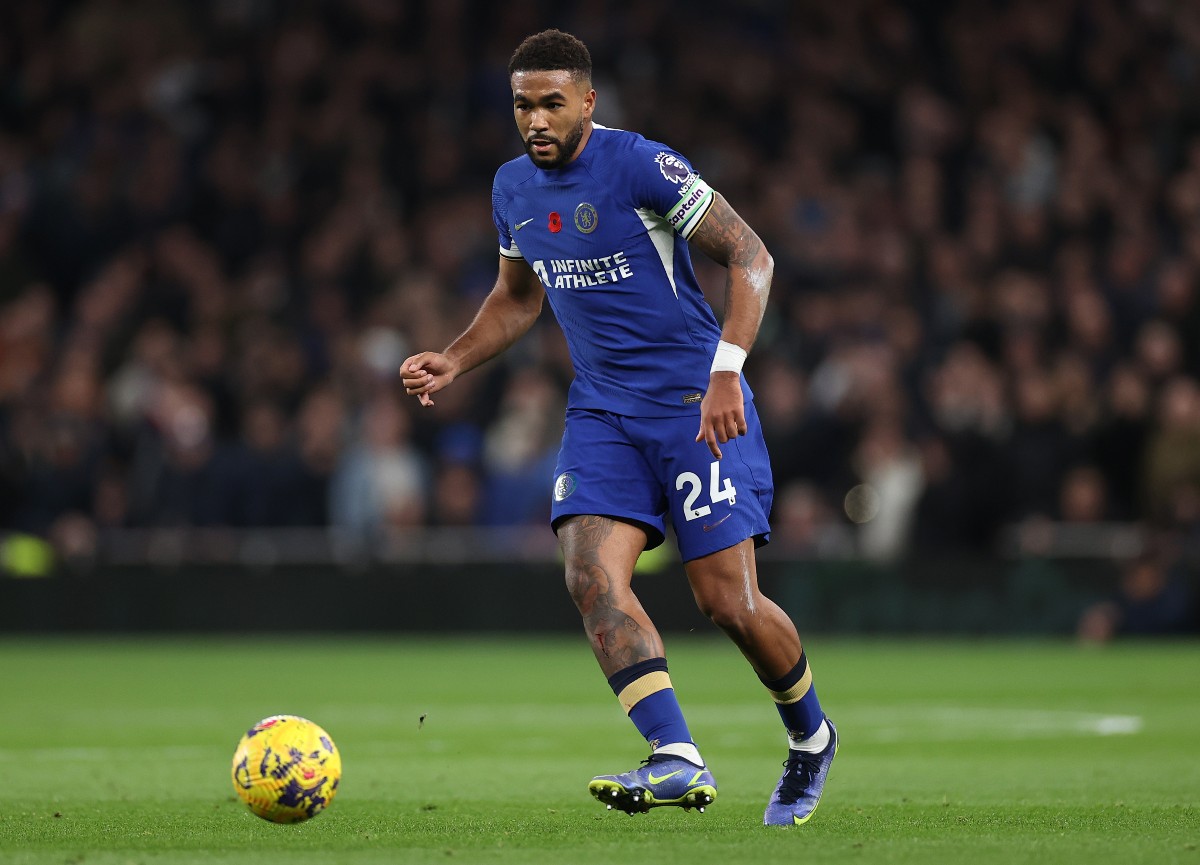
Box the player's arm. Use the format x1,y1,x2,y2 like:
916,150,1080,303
686,192,773,457
401,256,545,406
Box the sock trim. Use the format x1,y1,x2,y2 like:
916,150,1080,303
769,665,813,705
761,653,814,705
759,652,807,692
617,671,672,714
607,658,668,695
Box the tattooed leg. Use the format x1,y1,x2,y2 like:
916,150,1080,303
559,515,663,678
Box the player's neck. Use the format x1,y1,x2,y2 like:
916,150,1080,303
568,121,594,163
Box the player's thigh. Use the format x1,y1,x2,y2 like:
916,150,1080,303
630,403,774,562
551,409,668,550
557,514,649,602
682,537,760,618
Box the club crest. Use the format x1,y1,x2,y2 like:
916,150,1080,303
574,202,598,233
554,472,577,501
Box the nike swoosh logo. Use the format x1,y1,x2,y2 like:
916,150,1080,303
647,769,684,784
514,218,535,230
702,513,732,532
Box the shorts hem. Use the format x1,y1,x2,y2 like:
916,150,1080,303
679,528,771,563
551,512,667,551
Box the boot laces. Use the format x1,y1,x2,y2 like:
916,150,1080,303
777,751,820,805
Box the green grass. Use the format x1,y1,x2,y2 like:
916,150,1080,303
0,636,1197,864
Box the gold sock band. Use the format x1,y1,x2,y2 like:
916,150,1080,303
768,665,813,705
617,671,672,714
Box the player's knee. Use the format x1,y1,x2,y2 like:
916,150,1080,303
694,591,755,639
563,559,599,612
563,562,585,609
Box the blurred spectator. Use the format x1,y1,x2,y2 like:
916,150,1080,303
772,480,853,557
1006,367,1073,519
127,380,232,526
1089,364,1151,519
292,385,345,526
1077,546,1197,642
227,399,311,527
1142,376,1200,528
0,0,1198,567
478,367,564,527
329,392,427,539
1058,465,1110,524
852,418,924,561
430,462,484,527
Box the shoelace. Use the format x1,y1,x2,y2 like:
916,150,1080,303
777,752,821,805
641,753,681,768
626,755,661,774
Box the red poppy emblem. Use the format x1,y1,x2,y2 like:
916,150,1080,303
549,212,562,233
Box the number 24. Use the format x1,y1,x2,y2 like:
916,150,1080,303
676,461,737,521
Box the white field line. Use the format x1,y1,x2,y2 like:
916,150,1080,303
838,707,1144,742
316,703,1144,741
0,705,1142,763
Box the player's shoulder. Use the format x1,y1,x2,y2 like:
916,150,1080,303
589,123,644,150
493,154,538,191
590,125,695,181
591,124,675,160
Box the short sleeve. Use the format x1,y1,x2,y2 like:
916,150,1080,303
492,179,524,260
630,146,716,240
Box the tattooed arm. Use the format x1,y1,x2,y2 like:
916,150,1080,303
687,193,774,458
688,193,773,357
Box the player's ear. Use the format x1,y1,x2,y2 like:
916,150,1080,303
581,86,596,119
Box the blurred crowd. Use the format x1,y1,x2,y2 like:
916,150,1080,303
1,0,1200,589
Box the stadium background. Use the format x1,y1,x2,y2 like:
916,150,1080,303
0,0,1198,639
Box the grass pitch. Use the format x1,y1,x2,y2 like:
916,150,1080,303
0,635,1196,864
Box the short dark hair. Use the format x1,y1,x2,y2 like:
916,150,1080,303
508,29,592,82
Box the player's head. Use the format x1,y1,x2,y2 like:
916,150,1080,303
508,29,596,169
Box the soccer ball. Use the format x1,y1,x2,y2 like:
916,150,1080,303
231,715,342,823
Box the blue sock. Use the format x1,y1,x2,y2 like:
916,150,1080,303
760,652,825,742
607,658,693,750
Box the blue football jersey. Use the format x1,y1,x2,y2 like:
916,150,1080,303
491,125,754,417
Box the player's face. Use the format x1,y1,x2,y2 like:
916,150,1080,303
511,70,595,169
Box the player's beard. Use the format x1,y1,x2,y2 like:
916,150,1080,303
525,115,586,169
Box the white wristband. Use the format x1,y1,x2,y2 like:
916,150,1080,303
710,340,747,375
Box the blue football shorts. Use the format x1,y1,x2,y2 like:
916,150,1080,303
549,401,774,561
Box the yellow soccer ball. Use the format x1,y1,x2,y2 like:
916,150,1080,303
231,715,342,823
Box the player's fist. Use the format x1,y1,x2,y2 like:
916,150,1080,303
400,352,457,406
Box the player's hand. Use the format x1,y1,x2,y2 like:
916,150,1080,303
696,371,746,459
400,352,458,407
